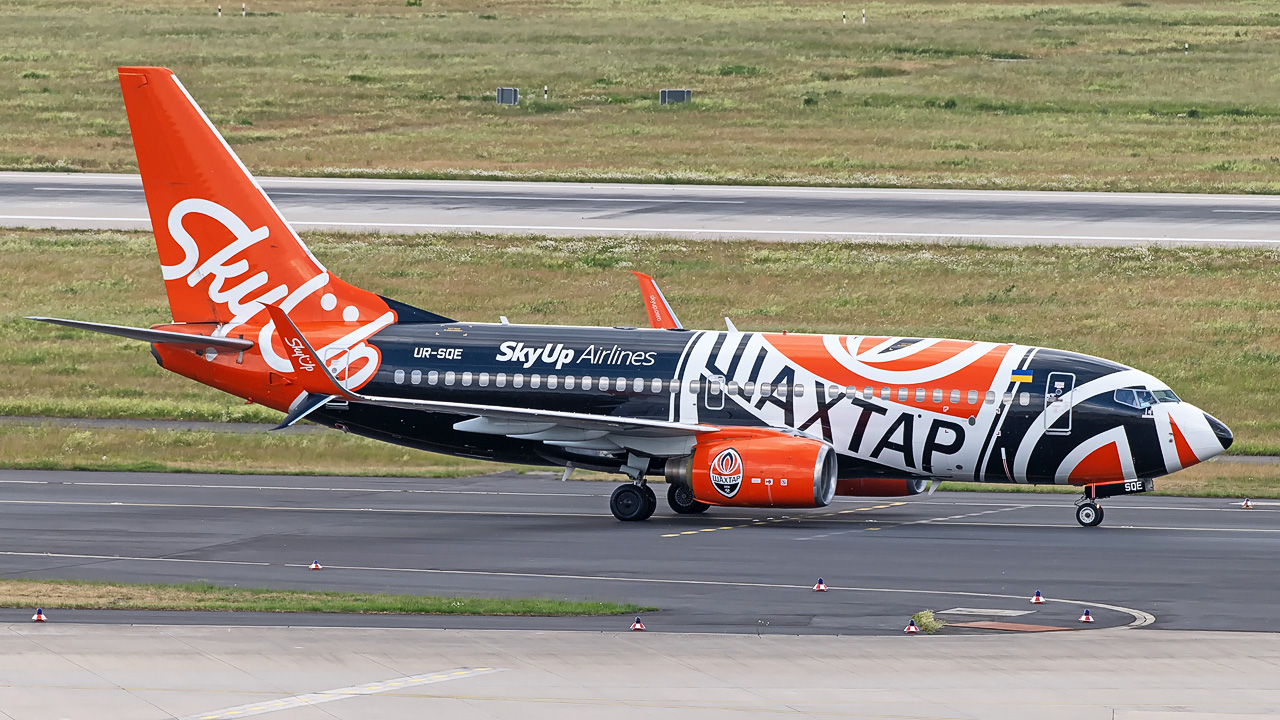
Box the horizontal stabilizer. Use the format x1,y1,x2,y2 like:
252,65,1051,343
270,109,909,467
273,392,337,431
26,317,254,350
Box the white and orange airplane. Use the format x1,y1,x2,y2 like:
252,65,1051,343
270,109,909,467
31,67,1234,526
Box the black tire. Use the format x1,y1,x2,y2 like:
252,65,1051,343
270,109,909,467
637,484,657,521
667,483,710,514
1076,502,1104,527
611,484,649,522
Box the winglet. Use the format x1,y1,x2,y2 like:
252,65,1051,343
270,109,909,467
264,305,360,400
631,272,682,330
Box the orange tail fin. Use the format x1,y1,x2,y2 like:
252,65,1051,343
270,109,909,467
117,66,390,335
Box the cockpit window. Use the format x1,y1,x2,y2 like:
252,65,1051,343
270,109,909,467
1114,387,1163,408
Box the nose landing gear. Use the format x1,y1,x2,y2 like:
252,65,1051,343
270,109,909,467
1075,499,1104,527
1075,478,1153,527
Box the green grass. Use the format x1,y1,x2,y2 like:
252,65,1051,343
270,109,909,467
5,0,1280,191
0,578,649,616
911,609,947,634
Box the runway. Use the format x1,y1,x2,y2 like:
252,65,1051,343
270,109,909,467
1,469,1274,635
6,171,1280,245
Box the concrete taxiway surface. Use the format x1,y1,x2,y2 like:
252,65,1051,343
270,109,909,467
2,624,1277,720
1,469,1275,634
6,171,1280,245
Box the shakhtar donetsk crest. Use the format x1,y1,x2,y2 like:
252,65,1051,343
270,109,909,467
709,447,743,498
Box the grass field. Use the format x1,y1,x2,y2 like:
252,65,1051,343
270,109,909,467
0,578,648,615
5,0,1280,192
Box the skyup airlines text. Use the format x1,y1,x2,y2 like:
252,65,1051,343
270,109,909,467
496,342,656,370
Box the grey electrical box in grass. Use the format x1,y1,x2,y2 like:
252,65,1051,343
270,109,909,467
660,89,691,105
497,87,519,105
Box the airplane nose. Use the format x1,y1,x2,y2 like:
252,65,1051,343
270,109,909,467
1204,412,1233,451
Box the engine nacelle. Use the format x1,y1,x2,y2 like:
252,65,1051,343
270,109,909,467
836,477,929,497
666,430,837,508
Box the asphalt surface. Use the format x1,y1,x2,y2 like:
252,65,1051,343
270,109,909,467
6,625,1278,720
7,171,1280,245
1,468,1274,635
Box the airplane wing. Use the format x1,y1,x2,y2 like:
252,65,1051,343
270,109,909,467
27,317,254,350
265,305,713,454
630,272,683,330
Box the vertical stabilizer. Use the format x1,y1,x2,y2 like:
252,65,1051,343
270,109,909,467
117,67,392,337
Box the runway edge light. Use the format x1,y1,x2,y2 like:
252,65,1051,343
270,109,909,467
309,560,323,570
904,619,919,635
813,578,828,592
1031,590,1045,604
630,617,645,631
31,608,46,622
1079,609,1095,624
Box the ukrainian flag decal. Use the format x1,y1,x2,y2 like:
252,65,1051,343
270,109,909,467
1010,372,1033,383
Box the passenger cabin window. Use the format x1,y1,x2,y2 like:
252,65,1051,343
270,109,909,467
461,371,473,387
411,370,421,385
688,380,702,393
565,375,576,390
759,382,773,395
1019,391,1030,406
793,384,804,398
898,388,909,402
393,369,405,384
428,370,439,385
512,373,523,388
445,371,456,386
881,387,890,400
933,389,944,403
495,372,506,387
967,390,978,404
478,372,490,387
547,375,558,389
950,389,960,404
582,376,593,390
985,390,996,404
531,374,542,389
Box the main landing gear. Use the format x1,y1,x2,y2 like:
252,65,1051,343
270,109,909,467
1074,478,1153,527
610,483,656,522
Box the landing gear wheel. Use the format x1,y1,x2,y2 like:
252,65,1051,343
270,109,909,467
610,484,649,522
1076,502,1104,527
637,484,657,521
667,483,710,514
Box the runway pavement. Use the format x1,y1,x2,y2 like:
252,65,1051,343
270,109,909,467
1,469,1274,635
3,624,1277,720
7,171,1280,245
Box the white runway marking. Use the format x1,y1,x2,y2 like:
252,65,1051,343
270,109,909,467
0,498,597,518
270,561,1154,627
0,550,269,566
174,667,501,720
4,213,1280,245
0,478,605,498
266,191,745,203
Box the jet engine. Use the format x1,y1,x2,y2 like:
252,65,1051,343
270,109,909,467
665,431,837,508
835,478,929,497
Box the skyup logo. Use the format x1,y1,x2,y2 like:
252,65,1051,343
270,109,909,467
709,448,743,498
496,342,575,370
